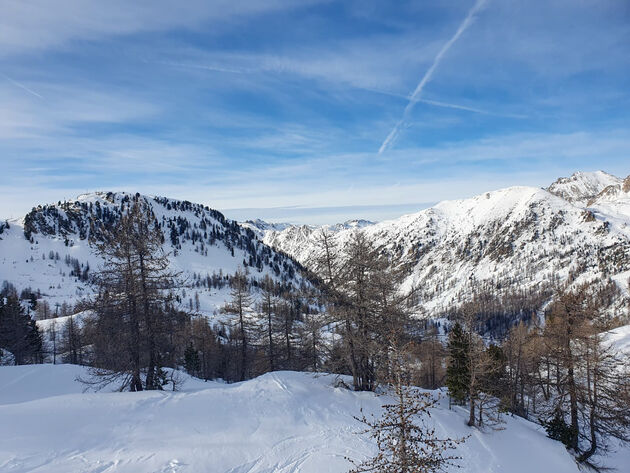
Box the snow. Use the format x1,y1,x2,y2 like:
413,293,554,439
261,179,630,318
547,170,622,204
0,192,308,319
605,323,630,355
0,364,587,473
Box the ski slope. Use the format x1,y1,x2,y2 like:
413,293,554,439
0,365,586,473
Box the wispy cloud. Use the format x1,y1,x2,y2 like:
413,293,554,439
379,0,489,153
1,73,44,99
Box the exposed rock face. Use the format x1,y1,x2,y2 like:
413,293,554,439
260,177,630,327
547,171,621,204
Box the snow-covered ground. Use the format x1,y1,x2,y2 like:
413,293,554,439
0,192,308,318
0,364,590,473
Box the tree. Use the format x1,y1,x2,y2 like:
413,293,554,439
415,323,446,390
223,268,254,381
319,231,412,391
258,275,277,372
350,337,464,473
184,342,200,376
86,197,183,391
0,285,42,365
445,323,469,406
49,319,58,364
60,315,82,364
541,288,592,450
573,323,630,462
537,285,630,463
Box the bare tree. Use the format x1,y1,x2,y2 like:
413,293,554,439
319,231,412,391
223,268,254,381
350,335,464,473
258,275,277,372
85,197,182,391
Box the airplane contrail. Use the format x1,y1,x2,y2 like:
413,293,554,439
379,0,488,154
1,73,44,99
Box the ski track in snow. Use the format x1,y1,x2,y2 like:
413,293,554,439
0,364,600,473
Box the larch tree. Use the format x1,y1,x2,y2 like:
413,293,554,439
224,268,254,381
350,333,464,473
86,196,182,391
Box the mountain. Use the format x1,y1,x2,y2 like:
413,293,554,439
546,170,621,204
0,192,309,315
2,172,630,331
257,172,630,330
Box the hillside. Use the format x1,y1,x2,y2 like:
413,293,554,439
259,172,630,328
0,364,585,473
0,192,309,316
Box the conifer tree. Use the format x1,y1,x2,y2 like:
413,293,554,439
223,268,254,381
0,286,42,365
445,323,469,406
86,197,183,391
351,337,464,473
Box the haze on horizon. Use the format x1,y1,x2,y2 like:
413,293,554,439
1,0,629,224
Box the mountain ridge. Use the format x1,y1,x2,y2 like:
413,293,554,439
256,171,630,328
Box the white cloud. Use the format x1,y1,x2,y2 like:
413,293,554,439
0,0,329,56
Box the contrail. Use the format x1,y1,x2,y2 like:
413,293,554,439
379,0,488,154
1,73,44,99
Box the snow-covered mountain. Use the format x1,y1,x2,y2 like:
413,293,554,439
546,170,622,204
258,172,630,326
241,218,375,240
3,172,630,327
0,192,308,315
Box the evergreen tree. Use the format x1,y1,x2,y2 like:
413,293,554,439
0,286,42,365
184,342,201,376
445,323,469,406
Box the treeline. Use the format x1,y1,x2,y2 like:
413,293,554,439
4,196,630,466
443,286,630,464
74,198,323,390
0,282,43,365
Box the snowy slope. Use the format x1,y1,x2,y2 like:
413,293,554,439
0,364,584,473
606,323,630,356
0,192,309,316
261,173,630,321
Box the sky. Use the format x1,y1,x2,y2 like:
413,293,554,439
1,0,629,224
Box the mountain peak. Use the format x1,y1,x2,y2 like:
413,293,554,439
546,171,621,204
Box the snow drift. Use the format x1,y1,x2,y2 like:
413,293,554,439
0,364,583,473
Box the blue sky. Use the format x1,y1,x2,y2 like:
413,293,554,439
1,0,629,224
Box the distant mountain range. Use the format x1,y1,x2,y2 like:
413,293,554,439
251,171,630,328
1,171,629,329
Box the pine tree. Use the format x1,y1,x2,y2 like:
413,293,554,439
184,342,201,376
445,323,469,406
0,286,42,365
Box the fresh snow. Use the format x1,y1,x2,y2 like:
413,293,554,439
547,170,622,204
0,192,307,318
0,364,585,473
260,175,630,317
